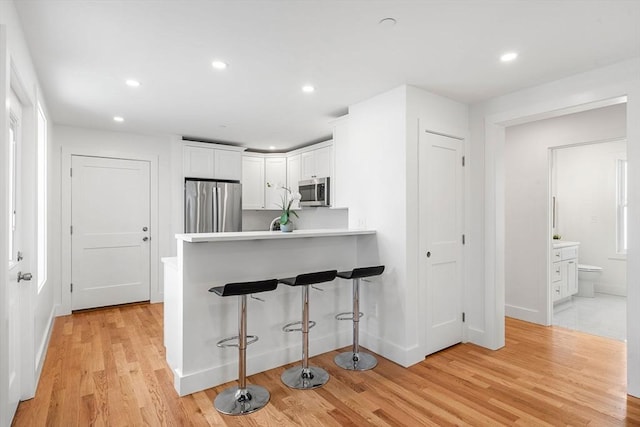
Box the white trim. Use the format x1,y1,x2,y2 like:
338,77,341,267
60,147,161,314
484,84,638,393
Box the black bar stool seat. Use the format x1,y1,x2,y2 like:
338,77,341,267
279,270,337,390
335,265,384,371
209,278,278,416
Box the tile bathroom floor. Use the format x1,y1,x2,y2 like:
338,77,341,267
553,292,627,341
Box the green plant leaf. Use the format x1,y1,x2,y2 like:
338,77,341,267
291,210,299,219
280,212,289,225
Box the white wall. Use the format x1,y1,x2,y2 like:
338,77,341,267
341,85,468,366
470,57,640,396
504,104,626,322
53,125,174,312
556,139,627,296
0,0,56,423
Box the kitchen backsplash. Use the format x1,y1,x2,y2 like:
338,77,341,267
242,207,348,231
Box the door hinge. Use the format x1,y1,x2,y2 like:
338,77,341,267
70,225,73,235
462,312,466,322
462,234,465,245
462,156,465,167
70,283,73,293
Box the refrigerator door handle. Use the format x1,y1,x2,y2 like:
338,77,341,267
212,186,219,233
219,184,226,232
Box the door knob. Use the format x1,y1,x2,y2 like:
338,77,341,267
426,251,431,258
143,237,149,242
17,271,32,282
142,226,148,231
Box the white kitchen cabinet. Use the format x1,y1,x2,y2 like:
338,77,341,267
183,145,216,179
287,154,301,210
265,157,287,209
300,144,333,179
551,242,579,303
215,149,242,181
183,143,242,180
242,155,265,209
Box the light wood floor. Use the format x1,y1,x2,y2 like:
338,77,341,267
13,302,640,426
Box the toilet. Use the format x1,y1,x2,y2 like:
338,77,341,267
577,264,603,297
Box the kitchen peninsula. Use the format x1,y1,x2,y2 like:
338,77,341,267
163,229,378,396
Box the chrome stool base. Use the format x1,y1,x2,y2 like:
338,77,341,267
281,366,329,390
334,351,377,371
214,384,270,416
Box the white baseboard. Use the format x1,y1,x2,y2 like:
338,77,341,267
359,330,424,367
505,304,545,325
173,330,351,396
595,284,626,297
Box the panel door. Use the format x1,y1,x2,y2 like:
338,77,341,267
287,154,301,210
215,149,241,181
313,145,333,178
300,151,315,179
242,156,265,209
5,90,25,422
71,156,151,310
264,157,287,209
183,145,215,179
419,132,464,356
567,260,578,295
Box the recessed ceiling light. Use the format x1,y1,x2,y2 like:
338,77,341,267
269,146,276,150
212,60,228,70
379,17,397,26
500,52,518,62
113,116,124,122
125,79,140,87
302,85,315,93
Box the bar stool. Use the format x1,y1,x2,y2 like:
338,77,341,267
209,278,278,416
279,270,338,390
334,265,385,371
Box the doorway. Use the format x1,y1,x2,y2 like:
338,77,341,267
70,155,151,310
503,102,627,329
550,139,627,341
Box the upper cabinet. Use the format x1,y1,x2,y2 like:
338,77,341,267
183,142,243,181
242,155,266,209
287,154,301,210
300,145,333,180
264,157,287,209
183,145,216,179
241,140,333,210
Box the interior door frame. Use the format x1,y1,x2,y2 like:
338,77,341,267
485,89,638,393
60,148,160,315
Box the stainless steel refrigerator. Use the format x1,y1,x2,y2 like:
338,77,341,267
184,179,242,233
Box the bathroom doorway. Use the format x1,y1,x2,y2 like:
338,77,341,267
504,101,627,342
550,138,627,341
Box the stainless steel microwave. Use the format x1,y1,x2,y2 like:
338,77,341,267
299,177,330,207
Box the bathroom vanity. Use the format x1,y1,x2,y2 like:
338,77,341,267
552,241,580,302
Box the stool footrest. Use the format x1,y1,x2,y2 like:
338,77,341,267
335,311,364,321
282,320,316,332
216,335,259,348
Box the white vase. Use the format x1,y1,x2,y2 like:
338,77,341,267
280,221,294,232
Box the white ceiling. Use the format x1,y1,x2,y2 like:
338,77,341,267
14,0,640,151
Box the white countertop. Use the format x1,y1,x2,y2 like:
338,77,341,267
553,240,580,249
175,228,376,243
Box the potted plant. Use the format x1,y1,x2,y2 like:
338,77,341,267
278,187,301,232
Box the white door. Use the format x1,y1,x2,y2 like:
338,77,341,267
71,156,151,310
4,90,26,423
419,132,464,355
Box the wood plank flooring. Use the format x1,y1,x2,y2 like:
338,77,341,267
12,303,640,426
